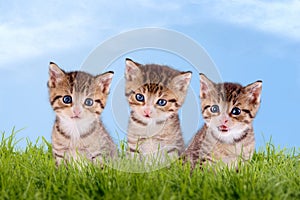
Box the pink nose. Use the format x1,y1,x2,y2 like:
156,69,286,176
144,109,152,116
73,108,81,116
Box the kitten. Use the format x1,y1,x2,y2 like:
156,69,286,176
48,62,117,166
183,73,262,169
125,58,192,162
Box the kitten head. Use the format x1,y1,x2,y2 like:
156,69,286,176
125,58,192,122
200,73,262,144
48,62,114,123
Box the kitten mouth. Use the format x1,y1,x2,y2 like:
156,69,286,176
144,114,151,118
71,116,81,119
218,125,229,133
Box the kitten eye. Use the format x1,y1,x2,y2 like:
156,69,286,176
135,93,145,102
63,95,72,104
156,99,167,106
84,98,94,106
210,105,219,113
231,107,241,115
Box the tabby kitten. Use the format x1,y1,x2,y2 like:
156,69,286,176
183,73,262,169
48,62,117,166
125,58,192,161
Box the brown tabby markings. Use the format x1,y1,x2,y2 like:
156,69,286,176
125,58,192,160
48,62,117,166
183,73,262,169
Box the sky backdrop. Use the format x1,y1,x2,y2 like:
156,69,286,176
1,0,300,150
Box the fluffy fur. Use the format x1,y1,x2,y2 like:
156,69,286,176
125,58,192,162
183,73,262,169
48,62,117,166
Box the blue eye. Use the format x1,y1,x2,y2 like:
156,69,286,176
157,99,167,106
63,95,72,104
84,98,94,106
210,105,219,113
135,93,144,102
231,107,241,115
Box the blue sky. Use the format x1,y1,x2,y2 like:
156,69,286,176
1,0,299,150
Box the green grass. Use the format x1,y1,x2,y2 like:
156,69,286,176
0,129,299,200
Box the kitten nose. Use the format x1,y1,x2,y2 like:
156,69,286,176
144,109,152,116
73,108,82,116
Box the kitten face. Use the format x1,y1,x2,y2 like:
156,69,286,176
48,62,113,126
127,83,179,121
200,73,262,144
125,58,192,123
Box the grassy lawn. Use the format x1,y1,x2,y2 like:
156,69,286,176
0,129,299,200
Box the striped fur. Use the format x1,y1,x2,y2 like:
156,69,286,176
125,58,192,162
183,73,262,169
48,62,117,166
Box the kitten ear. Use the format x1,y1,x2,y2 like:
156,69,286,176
244,80,262,104
125,58,142,81
171,71,192,93
48,62,65,87
199,73,215,99
96,71,114,94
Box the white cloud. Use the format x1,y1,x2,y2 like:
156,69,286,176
0,0,97,68
1,0,299,68
201,0,300,41
0,17,90,66
0,1,184,67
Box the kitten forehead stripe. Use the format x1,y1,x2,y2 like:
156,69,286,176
143,83,162,93
68,72,77,94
